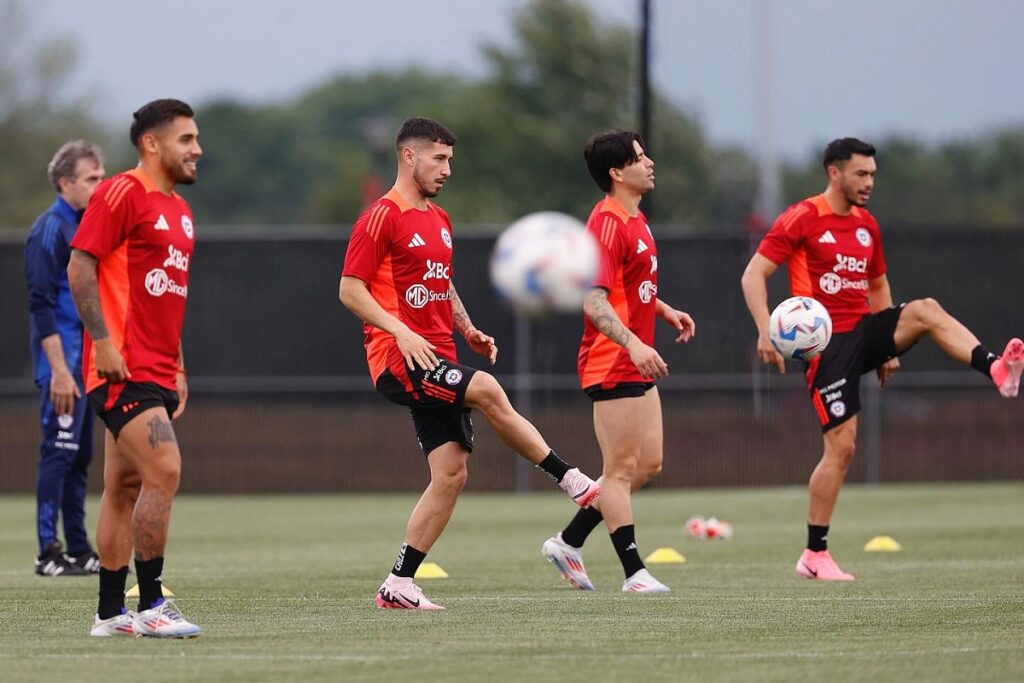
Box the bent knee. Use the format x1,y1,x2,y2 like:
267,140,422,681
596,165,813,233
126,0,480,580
466,372,508,412
434,464,469,493
910,297,945,321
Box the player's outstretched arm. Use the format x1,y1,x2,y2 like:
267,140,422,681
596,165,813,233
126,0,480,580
339,275,438,371
655,299,695,343
67,248,130,383
449,282,497,365
740,253,785,373
585,287,667,379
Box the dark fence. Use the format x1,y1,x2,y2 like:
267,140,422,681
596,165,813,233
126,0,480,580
1,227,1022,492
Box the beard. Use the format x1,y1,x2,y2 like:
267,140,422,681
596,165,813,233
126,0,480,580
164,156,197,185
412,164,440,198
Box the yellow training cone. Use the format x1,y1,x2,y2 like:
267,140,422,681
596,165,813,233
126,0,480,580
864,536,902,552
414,562,449,579
645,547,687,564
125,583,174,598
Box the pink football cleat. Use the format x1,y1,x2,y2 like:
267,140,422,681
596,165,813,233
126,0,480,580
990,338,1024,398
559,468,601,508
795,549,854,581
376,575,445,610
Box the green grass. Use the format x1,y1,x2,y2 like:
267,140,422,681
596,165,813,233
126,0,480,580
1,483,1022,682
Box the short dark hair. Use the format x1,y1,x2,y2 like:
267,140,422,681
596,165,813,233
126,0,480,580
584,130,644,192
47,140,103,191
395,117,456,150
130,99,195,147
822,137,876,171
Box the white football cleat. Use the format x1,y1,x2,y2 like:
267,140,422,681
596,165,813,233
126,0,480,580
622,568,671,593
90,611,136,637
541,533,595,590
133,598,203,638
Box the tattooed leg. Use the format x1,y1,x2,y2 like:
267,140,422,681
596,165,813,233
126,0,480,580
116,408,182,561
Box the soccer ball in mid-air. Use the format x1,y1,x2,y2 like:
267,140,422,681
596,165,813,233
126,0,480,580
489,211,598,314
769,296,833,360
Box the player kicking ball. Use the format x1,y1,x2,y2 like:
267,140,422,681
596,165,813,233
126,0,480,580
542,130,695,594
741,137,1023,581
340,118,601,610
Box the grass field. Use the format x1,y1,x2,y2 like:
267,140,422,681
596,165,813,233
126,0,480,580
1,483,1022,682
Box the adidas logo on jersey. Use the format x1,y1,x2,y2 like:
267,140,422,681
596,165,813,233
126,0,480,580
408,233,426,248
154,215,170,231
636,239,649,254
818,230,836,244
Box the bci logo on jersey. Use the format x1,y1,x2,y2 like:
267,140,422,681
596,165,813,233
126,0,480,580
422,260,450,281
833,254,867,274
163,245,190,272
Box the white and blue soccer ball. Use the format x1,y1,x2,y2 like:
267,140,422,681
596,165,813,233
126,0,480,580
489,211,598,314
769,296,833,360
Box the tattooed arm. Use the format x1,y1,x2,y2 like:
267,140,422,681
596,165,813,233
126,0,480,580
450,282,497,365
584,287,668,379
67,249,131,383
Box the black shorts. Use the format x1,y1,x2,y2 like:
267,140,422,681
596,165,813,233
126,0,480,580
88,381,180,440
375,357,477,457
805,305,908,432
584,381,655,402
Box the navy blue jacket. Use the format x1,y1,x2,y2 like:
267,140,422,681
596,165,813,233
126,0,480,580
25,196,85,387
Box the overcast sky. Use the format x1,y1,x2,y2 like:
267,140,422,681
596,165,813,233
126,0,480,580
30,0,1024,161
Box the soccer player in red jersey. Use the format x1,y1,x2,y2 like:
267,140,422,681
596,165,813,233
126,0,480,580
541,130,695,593
741,138,1023,581
340,118,602,610
68,99,203,636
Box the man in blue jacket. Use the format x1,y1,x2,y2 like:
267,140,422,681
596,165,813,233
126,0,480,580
25,140,105,576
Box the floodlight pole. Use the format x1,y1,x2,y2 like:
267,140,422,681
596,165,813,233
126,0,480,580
639,0,653,219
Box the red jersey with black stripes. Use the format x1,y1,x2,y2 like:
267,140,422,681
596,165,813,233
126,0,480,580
342,188,457,382
577,196,659,389
71,168,195,395
757,194,886,333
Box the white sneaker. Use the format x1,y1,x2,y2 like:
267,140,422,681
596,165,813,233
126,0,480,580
132,599,203,638
90,611,136,637
622,568,671,593
559,468,601,508
541,533,595,590
376,574,445,610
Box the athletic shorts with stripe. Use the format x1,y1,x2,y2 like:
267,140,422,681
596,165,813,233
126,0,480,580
584,381,655,402
87,381,180,440
804,304,909,432
375,357,478,456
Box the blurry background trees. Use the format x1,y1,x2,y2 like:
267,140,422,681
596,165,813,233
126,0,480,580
0,0,1019,232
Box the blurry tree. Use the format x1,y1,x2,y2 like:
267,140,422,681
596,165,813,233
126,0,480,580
782,128,1024,228
0,0,108,230
188,71,469,225
187,0,756,231
438,0,757,228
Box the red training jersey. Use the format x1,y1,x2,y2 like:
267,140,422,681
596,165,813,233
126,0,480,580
71,168,195,395
757,194,886,333
578,196,659,389
342,188,457,382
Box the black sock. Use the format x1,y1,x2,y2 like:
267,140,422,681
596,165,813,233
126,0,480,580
392,543,427,579
970,344,997,378
807,524,829,552
561,506,604,548
610,524,645,578
135,556,165,611
535,450,571,483
98,566,129,619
